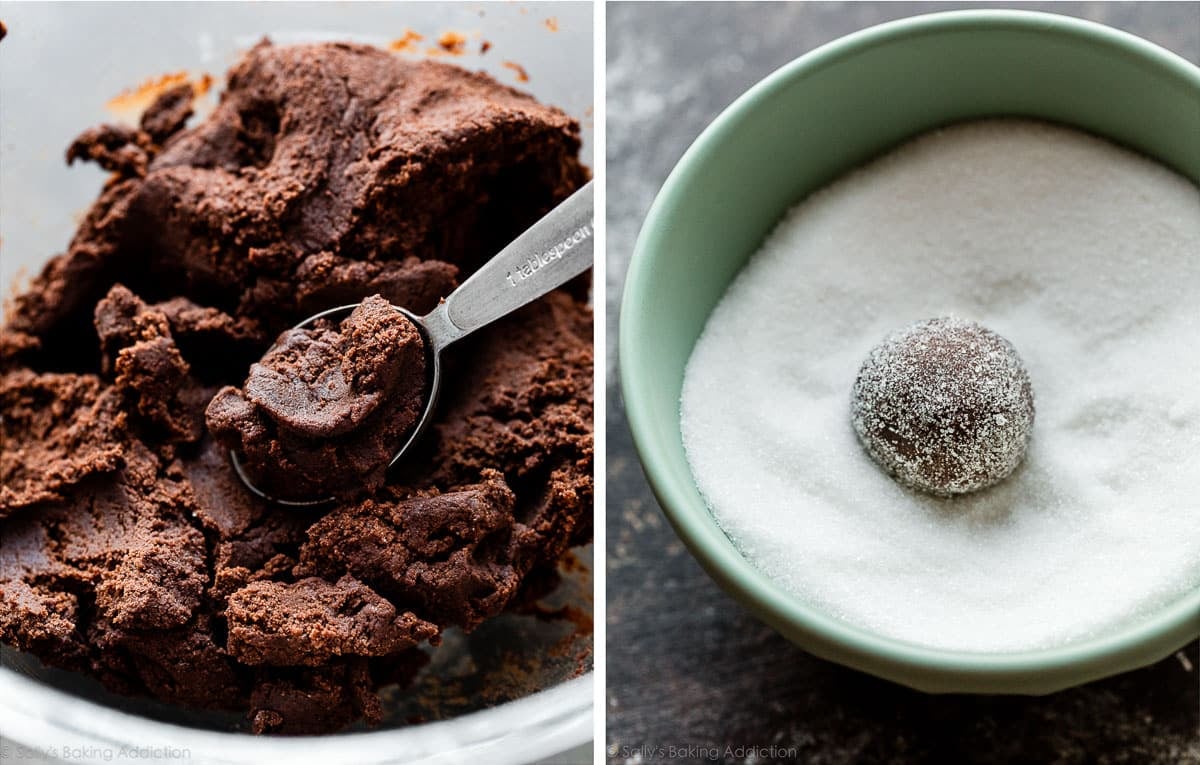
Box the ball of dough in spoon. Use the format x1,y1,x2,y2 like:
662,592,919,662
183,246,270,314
206,295,426,501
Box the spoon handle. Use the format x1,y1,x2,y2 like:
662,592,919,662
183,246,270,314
422,180,594,350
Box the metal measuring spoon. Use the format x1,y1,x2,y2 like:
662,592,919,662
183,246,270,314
231,180,594,505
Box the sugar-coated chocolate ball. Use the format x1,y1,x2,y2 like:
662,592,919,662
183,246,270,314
851,317,1035,496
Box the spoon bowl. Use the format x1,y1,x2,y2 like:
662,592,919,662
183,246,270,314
231,180,594,505
229,302,443,506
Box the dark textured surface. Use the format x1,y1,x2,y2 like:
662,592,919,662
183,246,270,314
606,3,1200,763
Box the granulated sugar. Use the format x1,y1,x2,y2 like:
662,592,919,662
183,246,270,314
680,120,1200,653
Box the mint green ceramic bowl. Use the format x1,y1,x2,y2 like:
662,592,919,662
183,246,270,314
619,9,1200,694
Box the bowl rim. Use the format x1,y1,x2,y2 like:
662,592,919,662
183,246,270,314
619,8,1200,693
0,665,592,764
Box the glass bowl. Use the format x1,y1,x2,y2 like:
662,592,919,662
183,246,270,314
0,2,593,760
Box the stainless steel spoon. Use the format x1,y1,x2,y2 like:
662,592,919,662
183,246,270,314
231,180,594,505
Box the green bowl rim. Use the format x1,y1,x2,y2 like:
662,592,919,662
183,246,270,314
619,8,1200,692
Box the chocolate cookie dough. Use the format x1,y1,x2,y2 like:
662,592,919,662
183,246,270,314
851,317,1035,496
207,295,427,501
0,41,592,734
